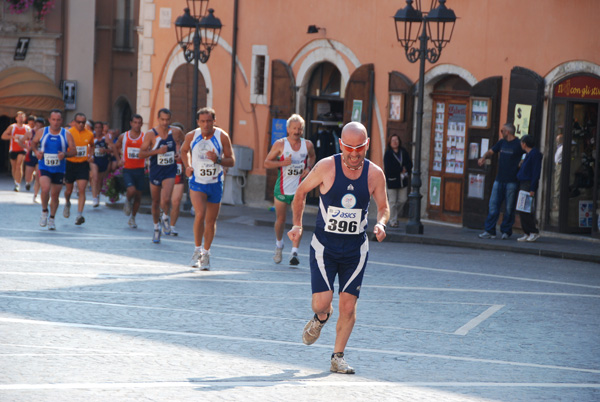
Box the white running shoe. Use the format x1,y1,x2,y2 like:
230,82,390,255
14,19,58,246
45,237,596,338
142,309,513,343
273,246,283,264
189,249,202,267
527,233,540,242
92,197,99,207
330,352,355,374
199,253,210,270
63,201,71,218
48,217,56,231
161,215,172,235
39,211,48,227
128,216,137,228
517,234,529,242
302,307,333,345
123,199,132,216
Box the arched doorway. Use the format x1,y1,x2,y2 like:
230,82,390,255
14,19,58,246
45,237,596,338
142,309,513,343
305,62,343,204
112,97,132,134
546,74,600,235
169,64,207,132
426,75,472,224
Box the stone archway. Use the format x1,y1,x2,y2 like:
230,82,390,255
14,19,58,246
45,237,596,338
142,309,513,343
169,63,207,132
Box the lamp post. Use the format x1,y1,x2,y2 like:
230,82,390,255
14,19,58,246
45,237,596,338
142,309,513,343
175,0,222,211
175,0,222,131
394,0,456,234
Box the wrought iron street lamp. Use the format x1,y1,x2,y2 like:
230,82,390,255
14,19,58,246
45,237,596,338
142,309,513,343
175,0,222,211
175,0,222,130
394,0,456,234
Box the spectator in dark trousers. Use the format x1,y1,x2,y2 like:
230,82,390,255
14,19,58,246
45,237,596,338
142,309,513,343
383,134,412,228
477,123,524,239
516,135,543,242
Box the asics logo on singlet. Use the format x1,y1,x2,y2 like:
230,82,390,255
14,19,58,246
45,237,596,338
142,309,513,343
331,210,356,219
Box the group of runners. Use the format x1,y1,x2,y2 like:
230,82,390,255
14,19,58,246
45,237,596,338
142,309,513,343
2,107,235,271
3,108,391,374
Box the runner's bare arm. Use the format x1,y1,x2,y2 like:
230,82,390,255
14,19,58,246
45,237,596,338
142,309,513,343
1,124,13,140
114,134,124,166
180,131,194,177
301,140,317,178
263,139,286,169
219,132,235,168
369,164,390,242
31,129,43,158
138,134,160,158
64,132,77,158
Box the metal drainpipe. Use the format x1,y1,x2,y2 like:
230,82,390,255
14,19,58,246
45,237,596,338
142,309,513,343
228,0,239,141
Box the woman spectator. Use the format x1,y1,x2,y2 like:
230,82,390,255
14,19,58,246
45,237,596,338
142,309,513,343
383,134,412,228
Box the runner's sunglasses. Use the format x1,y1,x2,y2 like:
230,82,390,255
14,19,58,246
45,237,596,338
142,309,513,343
339,139,369,153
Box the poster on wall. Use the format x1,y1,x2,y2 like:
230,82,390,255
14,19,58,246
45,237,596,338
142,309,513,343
429,176,441,206
467,174,485,199
579,200,593,228
468,143,479,160
271,118,287,145
514,104,532,138
389,93,404,121
352,100,363,122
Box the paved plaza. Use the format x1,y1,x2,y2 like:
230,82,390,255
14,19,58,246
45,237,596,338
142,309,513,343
0,184,599,401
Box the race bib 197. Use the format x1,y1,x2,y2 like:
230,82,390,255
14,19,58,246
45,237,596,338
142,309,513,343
157,151,175,166
324,206,361,235
44,153,60,167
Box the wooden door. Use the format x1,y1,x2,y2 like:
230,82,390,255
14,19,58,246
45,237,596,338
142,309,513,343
427,97,469,224
169,63,207,132
462,76,503,229
386,71,414,153
265,59,296,201
343,64,375,136
507,67,544,143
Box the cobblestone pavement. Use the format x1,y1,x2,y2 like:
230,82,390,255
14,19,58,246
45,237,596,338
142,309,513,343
0,186,599,401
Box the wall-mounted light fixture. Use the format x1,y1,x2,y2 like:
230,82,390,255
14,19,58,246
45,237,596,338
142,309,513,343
307,25,325,34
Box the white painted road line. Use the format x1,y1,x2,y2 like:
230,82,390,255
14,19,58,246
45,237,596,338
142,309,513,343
1,316,599,374
454,304,505,335
1,381,600,391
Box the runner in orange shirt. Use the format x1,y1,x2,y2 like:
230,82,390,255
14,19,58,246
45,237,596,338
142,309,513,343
64,112,94,225
115,114,146,229
1,111,31,191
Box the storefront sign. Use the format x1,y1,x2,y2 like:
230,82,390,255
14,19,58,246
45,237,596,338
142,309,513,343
514,104,532,138
554,76,600,99
429,176,441,206
271,118,287,145
351,100,363,122
14,37,30,60
62,80,77,110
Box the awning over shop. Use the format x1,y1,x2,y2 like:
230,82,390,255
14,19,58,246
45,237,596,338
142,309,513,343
0,67,64,116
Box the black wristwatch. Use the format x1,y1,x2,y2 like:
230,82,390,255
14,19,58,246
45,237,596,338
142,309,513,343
215,156,222,165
